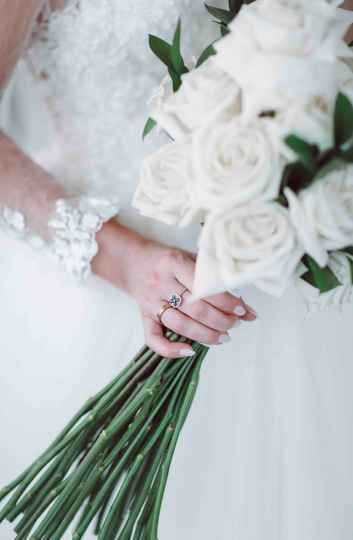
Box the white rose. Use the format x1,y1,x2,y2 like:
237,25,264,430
266,94,334,156
150,60,240,139
133,141,201,227
297,251,353,315
285,167,353,263
192,118,283,212
148,75,184,141
213,0,349,116
193,201,303,298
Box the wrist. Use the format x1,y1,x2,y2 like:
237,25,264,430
92,219,148,294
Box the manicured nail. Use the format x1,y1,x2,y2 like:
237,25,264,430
246,305,258,318
180,349,196,357
218,334,231,344
234,305,246,316
233,319,242,328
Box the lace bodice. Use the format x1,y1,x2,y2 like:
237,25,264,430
27,0,220,210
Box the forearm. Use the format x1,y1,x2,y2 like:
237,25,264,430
0,130,67,239
92,220,150,294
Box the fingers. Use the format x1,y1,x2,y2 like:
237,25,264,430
161,307,228,346
169,250,258,321
179,292,238,333
173,251,196,291
202,291,245,314
143,317,195,360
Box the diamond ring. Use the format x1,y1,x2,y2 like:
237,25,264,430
167,287,188,309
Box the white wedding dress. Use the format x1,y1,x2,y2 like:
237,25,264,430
0,2,353,539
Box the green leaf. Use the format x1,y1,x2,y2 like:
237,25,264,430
142,117,157,140
196,44,217,67
149,35,173,68
220,22,230,36
285,135,319,173
280,161,314,193
334,92,353,147
171,19,188,76
168,66,182,92
205,4,234,24
228,0,243,16
302,255,341,293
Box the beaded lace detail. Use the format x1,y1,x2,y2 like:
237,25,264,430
0,206,45,249
0,196,119,280
28,0,219,207
49,196,120,279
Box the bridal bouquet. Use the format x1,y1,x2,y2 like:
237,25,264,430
1,1,352,539
136,0,353,314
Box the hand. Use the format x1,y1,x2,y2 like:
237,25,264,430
93,220,257,359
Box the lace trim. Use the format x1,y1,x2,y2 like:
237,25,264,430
0,196,120,280
49,196,120,279
0,206,45,249
27,0,219,207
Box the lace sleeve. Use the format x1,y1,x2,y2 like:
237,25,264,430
0,194,120,280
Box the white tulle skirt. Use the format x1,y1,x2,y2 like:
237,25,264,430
1,229,353,540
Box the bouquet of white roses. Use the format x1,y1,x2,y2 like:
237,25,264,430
1,2,353,539
135,0,353,314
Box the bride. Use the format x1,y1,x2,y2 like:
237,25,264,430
0,1,352,539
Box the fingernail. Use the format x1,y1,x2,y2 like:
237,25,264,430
218,334,231,344
180,349,196,357
233,319,242,328
234,305,246,316
246,305,258,318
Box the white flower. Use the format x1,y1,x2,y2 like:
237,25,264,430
285,167,353,265
267,94,334,156
297,251,353,315
213,0,350,116
193,201,303,298
192,118,283,212
150,60,240,139
133,141,201,227
148,75,183,140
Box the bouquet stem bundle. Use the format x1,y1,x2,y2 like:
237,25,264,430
0,334,208,539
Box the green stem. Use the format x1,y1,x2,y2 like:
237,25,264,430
148,348,207,538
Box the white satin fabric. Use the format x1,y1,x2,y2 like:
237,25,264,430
0,3,353,540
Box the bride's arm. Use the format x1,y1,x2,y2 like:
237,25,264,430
0,0,254,358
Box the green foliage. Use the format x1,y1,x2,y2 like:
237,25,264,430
335,92,353,147
281,93,353,194
302,255,341,294
205,5,234,24
148,35,173,68
143,118,157,139
284,135,319,174
196,43,217,67
171,19,188,76
148,20,189,90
